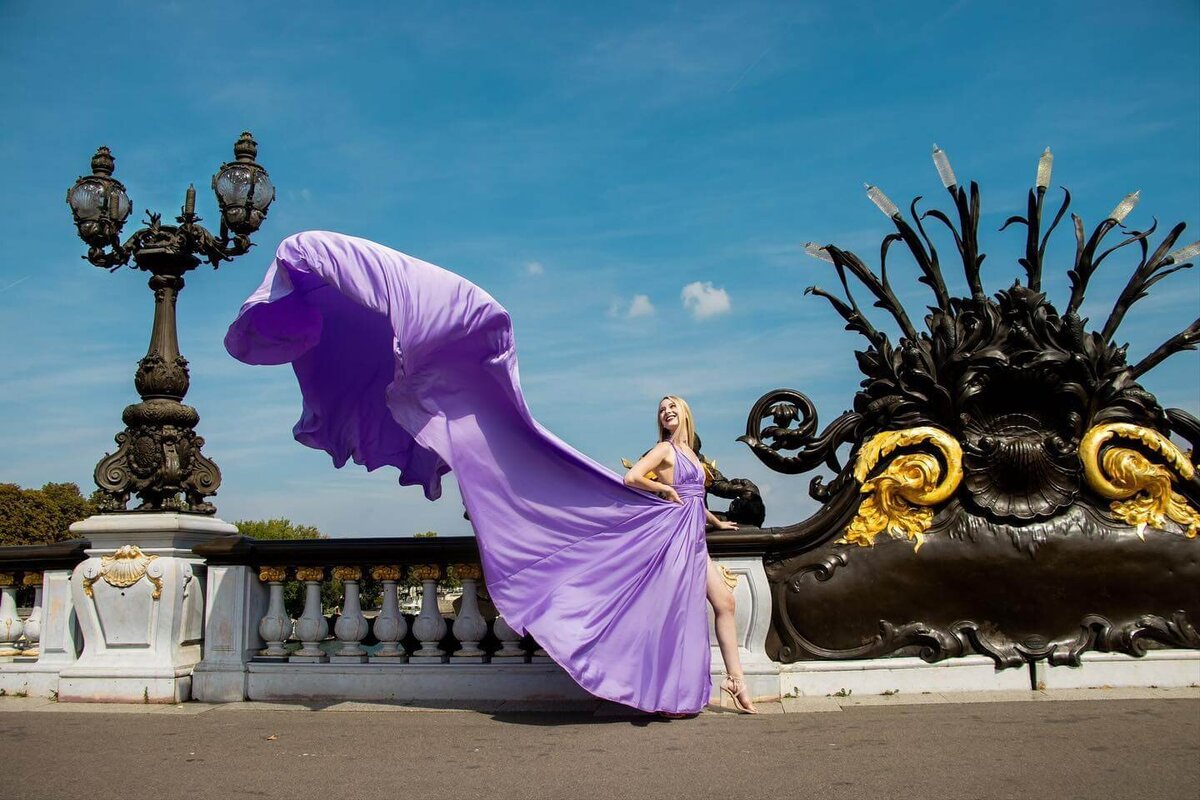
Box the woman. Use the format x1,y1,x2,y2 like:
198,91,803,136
226,231,755,716
624,396,758,715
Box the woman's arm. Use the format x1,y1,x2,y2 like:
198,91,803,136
705,508,738,531
624,441,680,503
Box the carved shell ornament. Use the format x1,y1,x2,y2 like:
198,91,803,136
82,545,163,600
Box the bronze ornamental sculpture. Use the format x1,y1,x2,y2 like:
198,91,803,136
735,146,1199,668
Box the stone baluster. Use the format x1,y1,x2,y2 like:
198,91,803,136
16,573,43,660
491,614,527,663
257,566,292,660
291,567,328,663
409,564,447,663
331,566,368,663
450,564,486,662
369,565,407,662
0,573,22,658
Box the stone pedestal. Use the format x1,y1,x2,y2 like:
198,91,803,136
191,564,268,702
57,513,235,703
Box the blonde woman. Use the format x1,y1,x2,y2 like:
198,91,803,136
624,395,758,714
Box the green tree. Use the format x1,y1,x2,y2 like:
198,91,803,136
0,482,98,547
233,518,325,541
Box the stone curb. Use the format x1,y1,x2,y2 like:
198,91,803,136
0,686,1196,716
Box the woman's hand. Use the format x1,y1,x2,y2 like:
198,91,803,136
659,485,682,504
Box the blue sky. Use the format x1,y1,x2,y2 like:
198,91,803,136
1,1,1197,537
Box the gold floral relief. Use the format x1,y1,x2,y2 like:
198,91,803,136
294,567,325,583
331,566,362,582
409,564,442,582
840,427,964,551
370,565,403,582
1080,422,1200,539
0,573,14,588
21,572,43,587
83,545,163,600
258,566,288,583
449,563,483,581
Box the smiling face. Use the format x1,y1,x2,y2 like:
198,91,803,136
659,398,681,436
658,395,696,449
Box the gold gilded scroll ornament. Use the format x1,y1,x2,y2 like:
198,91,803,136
1079,422,1200,539
840,427,963,551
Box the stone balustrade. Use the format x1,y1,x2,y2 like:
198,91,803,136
192,533,734,702
0,528,777,704
249,561,517,665
0,540,91,697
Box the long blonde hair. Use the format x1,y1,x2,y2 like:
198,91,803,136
658,395,697,450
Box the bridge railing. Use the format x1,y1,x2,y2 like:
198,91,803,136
0,528,773,703
0,540,90,697
190,532,774,703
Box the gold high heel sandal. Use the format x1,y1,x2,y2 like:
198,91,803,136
721,673,759,714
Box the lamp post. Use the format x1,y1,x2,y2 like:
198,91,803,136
66,132,275,515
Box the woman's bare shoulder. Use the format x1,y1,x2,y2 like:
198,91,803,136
647,440,674,460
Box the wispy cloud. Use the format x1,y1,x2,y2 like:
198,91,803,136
627,294,655,318
681,281,731,319
524,260,545,276
573,7,795,104
608,294,657,319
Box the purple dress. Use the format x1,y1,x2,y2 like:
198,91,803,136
225,231,713,714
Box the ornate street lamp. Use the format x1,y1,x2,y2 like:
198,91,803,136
66,132,275,514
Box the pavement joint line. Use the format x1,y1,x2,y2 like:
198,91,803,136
0,687,1195,715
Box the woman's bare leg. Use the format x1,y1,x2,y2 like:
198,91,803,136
706,558,756,712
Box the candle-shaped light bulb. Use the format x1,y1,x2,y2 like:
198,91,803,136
803,242,835,263
1166,240,1200,264
1036,147,1053,190
865,183,900,219
184,184,196,216
1108,190,1140,223
931,144,957,189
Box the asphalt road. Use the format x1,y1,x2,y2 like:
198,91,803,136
2,696,1197,800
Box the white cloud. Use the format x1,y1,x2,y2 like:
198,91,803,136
627,294,655,318
524,260,545,276
681,281,731,319
607,294,656,319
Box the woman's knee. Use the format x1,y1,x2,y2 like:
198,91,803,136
711,589,736,617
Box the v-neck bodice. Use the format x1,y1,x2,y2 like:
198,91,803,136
669,442,705,498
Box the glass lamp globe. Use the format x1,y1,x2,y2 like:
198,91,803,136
66,146,131,247
212,132,274,236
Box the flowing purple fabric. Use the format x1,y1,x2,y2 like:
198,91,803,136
225,231,712,714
